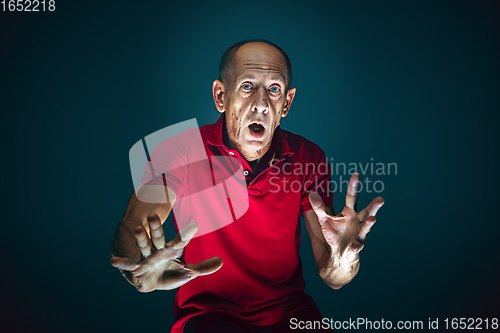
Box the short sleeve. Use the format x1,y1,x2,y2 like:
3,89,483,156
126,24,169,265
138,127,209,198
300,150,334,216
139,137,188,197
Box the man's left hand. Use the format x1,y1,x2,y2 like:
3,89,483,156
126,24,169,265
308,173,385,263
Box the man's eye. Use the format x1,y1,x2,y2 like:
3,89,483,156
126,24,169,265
269,86,280,93
242,83,252,90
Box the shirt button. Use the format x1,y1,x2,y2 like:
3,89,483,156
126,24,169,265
243,170,249,176
229,152,234,155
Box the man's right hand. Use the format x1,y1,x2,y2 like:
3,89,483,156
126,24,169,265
110,214,223,292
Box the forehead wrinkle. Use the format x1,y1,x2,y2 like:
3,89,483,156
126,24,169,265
240,60,287,72
237,62,288,84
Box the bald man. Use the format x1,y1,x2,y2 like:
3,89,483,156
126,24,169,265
111,39,384,332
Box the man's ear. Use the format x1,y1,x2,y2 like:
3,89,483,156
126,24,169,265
212,80,225,113
282,87,296,118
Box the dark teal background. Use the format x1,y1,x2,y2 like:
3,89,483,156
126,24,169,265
1,1,499,332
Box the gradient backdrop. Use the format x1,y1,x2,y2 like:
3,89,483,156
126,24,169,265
1,1,499,332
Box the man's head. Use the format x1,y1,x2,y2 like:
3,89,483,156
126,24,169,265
212,40,296,162
218,39,293,92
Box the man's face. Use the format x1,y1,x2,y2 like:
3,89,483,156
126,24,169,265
219,42,296,161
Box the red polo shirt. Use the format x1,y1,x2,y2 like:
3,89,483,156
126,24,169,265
140,115,333,332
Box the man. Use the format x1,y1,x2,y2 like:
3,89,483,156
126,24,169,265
110,39,384,332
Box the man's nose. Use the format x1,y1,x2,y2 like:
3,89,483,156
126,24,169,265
252,88,269,114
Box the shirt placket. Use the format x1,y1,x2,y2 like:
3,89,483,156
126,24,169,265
222,147,253,181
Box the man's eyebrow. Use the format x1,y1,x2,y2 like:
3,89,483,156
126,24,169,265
240,74,256,80
238,73,287,84
273,75,287,85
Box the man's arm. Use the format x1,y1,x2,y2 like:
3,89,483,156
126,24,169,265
111,185,176,260
303,173,384,289
110,185,223,292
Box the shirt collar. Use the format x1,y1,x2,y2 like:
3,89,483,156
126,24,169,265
206,114,293,158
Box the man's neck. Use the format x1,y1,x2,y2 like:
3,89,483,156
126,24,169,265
222,127,271,173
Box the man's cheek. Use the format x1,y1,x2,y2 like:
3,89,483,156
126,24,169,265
273,114,281,128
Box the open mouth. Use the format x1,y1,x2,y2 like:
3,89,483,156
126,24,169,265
249,123,265,133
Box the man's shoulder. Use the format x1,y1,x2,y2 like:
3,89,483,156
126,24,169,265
198,122,216,134
280,128,326,158
198,123,215,137
151,122,208,157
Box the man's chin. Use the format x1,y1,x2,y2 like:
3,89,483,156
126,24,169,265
241,139,269,153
